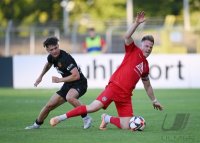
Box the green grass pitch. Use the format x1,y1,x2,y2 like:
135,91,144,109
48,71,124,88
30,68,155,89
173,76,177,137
0,88,199,143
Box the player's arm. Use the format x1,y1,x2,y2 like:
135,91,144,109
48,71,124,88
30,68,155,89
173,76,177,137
34,62,52,87
142,76,163,111
82,42,87,53
124,11,145,45
52,67,80,83
101,38,107,53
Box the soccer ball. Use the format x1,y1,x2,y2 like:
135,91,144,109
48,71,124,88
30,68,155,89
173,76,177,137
129,116,146,131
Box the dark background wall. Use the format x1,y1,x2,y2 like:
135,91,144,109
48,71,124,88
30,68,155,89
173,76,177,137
0,57,13,87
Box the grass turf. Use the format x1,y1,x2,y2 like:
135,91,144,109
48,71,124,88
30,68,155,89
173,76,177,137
0,88,199,143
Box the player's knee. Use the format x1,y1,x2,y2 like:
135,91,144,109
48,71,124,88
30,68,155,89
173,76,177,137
86,106,96,112
120,122,130,129
121,124,130,130
86,104,101,113
66,97,77,104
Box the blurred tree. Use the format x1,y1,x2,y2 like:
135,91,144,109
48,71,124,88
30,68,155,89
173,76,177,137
0,0,62,28
0,0,199,30
71,0,126,20
133,0,183,17
69,0,126,32
190,0,200,11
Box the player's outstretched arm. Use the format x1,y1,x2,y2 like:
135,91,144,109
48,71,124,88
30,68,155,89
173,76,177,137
142,77,163,111
34,62,52,87
124,11,145,45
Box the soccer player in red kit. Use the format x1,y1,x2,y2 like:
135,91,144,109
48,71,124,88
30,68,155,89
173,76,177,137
50,11,163,130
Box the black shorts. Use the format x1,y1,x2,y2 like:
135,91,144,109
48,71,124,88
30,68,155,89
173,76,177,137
56,78,87,101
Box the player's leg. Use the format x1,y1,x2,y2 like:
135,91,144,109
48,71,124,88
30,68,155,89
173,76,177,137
98,85,118,130
65,88,92,129
50,100,104,126
66,80,92,129
100,114,131,129
37,93,65,122
25,93,65,129
65,88,82,107
100,97,133,130
114,99,133,129
119,117,132,129
50,84,114,127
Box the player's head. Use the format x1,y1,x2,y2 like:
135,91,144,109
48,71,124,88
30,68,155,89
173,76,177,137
43,36,60,58
88,27,96,38
141,35,154,58
43,36,59,48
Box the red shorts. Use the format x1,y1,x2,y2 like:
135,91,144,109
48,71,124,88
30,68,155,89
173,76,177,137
96,83,133,117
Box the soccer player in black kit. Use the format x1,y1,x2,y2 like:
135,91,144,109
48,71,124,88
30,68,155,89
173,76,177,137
25,37,92,129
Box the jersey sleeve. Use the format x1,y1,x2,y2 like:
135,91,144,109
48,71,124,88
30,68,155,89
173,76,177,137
66,63,76,71
141,61,150,80
141,74,149,81
64,54,76,72
47,55,53,64
125,41,136,53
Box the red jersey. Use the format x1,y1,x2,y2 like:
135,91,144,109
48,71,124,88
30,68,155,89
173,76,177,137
109,42,149,95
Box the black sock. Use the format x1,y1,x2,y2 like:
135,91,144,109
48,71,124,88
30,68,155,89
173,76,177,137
35,119,43,125
81,114,87,118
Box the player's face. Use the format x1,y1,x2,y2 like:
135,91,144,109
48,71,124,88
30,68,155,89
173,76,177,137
46,45,60,58
141,40,154,58
89,30,95,38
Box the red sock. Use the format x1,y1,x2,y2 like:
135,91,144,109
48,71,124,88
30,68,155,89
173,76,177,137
66,105,87,118
110,117,121,128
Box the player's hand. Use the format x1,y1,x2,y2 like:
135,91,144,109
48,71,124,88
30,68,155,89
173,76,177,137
52,76,60,83
34,77,42,87
135,11,145,24
153,100,163,111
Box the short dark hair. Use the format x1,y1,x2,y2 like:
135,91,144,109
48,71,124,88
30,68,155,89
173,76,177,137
43,37,59,48
141,35,154,44
88,27,95,32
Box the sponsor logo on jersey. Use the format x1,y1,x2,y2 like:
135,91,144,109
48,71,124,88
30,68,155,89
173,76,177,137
102,96,107,102
76,88,80,93
136,62,143,74
56,67,64,74
134,62,144,77
67,64,74,70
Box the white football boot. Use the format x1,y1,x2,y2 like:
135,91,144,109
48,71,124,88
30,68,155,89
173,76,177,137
25,123,40,130
83,116,92,129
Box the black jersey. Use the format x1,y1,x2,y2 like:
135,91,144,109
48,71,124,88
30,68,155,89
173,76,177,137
47,50,86,83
